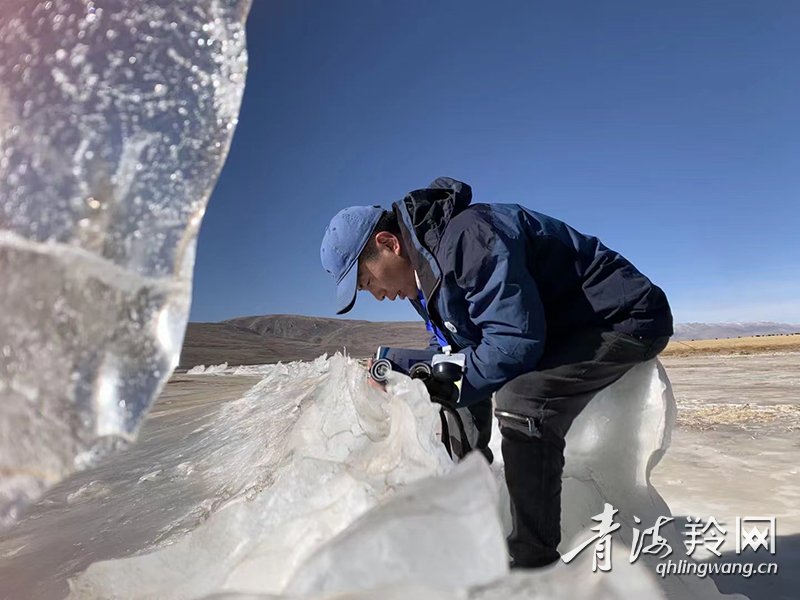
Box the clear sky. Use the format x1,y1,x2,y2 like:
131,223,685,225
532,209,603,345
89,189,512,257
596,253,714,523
190,0,799,324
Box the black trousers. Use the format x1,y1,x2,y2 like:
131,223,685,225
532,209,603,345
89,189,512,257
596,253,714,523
466,399,494,463
494,328,670,568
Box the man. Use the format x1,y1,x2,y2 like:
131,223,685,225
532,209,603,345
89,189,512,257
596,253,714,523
320,177,673,569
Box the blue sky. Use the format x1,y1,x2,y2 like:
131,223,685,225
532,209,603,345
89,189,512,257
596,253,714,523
190,0,799,324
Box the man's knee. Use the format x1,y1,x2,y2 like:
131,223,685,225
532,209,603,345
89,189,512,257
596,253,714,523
495,369,551,412
495,371,597,445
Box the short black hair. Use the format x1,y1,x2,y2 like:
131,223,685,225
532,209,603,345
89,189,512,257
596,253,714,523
359,209,400,263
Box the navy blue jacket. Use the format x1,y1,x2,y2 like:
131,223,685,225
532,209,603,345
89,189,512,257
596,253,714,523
396,177,673,407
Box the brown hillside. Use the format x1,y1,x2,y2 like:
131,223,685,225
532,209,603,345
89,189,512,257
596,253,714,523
179,315,430,370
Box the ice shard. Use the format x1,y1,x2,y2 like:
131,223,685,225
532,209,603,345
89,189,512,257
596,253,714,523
558,360,746,599
0,0,252,528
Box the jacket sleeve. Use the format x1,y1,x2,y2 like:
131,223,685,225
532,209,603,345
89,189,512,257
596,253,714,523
445,221,547,407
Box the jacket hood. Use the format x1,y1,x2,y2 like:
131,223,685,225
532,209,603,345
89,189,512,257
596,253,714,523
395,177,473,254
392,177,473,311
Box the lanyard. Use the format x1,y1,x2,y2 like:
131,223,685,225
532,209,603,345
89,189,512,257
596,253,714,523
418,291,449,349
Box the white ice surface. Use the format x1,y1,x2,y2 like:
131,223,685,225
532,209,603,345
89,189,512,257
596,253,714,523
187,363,231,375
70,355,463,598
68,355,742,600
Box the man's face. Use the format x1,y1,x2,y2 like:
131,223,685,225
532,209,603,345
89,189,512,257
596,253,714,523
357,232,418,302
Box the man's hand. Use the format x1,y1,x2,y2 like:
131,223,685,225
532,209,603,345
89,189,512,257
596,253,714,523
365,357,458,405
420,376,459,406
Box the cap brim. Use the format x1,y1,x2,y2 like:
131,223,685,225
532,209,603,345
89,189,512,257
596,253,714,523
335,259,358,315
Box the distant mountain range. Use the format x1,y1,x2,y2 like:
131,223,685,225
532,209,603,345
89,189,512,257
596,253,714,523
673,322,800,341
179,315,800,369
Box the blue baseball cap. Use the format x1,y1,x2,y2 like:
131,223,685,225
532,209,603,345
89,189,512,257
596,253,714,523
320,205,385,314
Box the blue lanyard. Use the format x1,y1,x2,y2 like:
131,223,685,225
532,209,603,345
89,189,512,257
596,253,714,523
418,291,449,349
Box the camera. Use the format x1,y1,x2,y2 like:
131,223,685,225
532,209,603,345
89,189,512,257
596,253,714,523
368,346,472,459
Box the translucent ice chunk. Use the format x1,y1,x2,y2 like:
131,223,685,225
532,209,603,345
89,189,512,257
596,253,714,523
284,452,508,596
560,360,747,600
0,0,252,527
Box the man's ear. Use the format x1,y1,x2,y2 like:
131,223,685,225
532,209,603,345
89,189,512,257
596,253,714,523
375,231,401,254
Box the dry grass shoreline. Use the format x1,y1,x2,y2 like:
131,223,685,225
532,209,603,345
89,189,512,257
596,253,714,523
661,333,800,357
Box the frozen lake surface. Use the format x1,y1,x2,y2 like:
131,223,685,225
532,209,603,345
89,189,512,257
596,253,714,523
653,352,800,600
0,352,796,600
